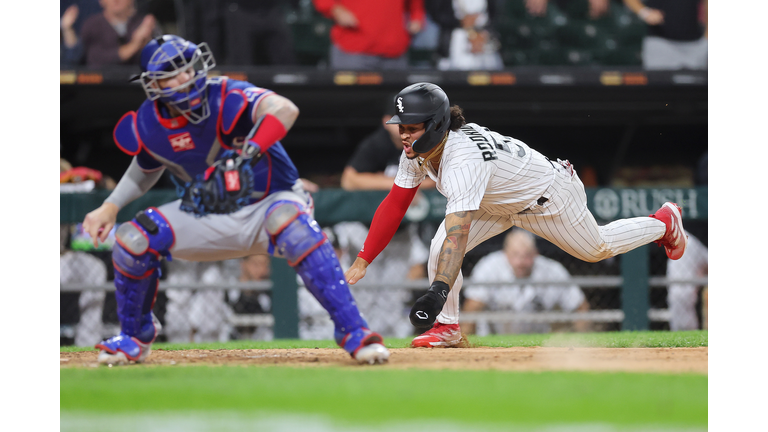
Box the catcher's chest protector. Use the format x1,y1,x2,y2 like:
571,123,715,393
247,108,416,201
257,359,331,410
115,77,300,202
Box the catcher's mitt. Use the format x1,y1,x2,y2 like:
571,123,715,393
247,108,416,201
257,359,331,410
176,150,256,217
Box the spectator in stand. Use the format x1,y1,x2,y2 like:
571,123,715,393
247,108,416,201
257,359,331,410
61,0,104,32
424,0,461,65
61,4,83,66
433,0,503,71
623,0,707,70
78,0,159,66
61,1,103,66
218,0,298,66
667,231,707,331
462,229,591,335
313,0,426,70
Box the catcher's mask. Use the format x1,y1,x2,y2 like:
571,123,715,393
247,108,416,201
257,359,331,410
386,82,450,154
135,35,216,124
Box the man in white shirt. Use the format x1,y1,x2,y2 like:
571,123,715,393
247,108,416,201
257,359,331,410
463,229,589,335
344,82,688,347
666,231,707,331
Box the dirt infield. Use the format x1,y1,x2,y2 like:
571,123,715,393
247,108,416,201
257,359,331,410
60,346,707,374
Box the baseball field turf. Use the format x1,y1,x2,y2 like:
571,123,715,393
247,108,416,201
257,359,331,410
60,330,707,432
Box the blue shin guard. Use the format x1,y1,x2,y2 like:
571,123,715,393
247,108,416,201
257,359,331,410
266,201,378,353
97,209,174,362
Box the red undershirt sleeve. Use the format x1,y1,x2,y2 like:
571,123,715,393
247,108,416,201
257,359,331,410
357,184,419,263
247,113,287,154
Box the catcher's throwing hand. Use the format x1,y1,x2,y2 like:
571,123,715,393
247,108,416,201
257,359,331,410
177,150,256,217
345,257,370,285
82,202,119,248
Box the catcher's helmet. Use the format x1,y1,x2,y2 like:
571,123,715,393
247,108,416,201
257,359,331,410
386,83,450,154
138,35,216,124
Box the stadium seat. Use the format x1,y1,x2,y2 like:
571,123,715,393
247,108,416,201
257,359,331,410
556,20,605,49
597,47,642,66
564,49,595,66
290,17,333,66
501,49,531,66
504,21,538,50
545,2,569,26
495,20,520,49
615,28,645,48
495,1,646,67
612,5,647,46
408,48,435,68
500,0,528,20
536,40,567,65
561,0,590,20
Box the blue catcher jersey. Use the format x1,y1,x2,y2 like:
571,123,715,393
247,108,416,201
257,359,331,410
115,77,300,204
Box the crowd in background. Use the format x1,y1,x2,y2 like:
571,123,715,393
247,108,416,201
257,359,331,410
60,0,707,70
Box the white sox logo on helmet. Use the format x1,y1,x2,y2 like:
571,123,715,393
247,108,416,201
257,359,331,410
397,97,404,113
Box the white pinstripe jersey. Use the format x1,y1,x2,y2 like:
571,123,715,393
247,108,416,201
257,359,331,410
394,123,555,215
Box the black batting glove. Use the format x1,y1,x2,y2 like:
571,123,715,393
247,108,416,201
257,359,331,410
409,281,450,330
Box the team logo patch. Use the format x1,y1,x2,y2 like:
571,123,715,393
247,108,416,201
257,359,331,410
224,170,241,191
397,97,404,113
168,132,196,152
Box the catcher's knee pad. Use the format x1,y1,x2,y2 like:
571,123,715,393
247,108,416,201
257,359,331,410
266,201,322,266
112,208,174,339
265,201,367,338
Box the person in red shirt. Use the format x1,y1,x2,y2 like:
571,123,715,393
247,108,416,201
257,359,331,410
313,0,425,69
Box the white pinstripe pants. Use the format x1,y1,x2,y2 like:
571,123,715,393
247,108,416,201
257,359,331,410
431,164,667,324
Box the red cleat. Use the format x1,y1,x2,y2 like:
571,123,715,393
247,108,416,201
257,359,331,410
650,202,688,260
411,322,462,348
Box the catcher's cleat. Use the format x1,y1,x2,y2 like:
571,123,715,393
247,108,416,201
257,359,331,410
650,202,688,260
96,334,153,365
95,313,161,366
411,322,462,348
339,328,390,364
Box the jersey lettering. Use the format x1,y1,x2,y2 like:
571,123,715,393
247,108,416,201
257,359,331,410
462,125,497,161
489,134,512,154
168,132,196,152
502,136,526,157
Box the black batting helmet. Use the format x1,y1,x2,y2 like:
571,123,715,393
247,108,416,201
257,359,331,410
386,83,451,154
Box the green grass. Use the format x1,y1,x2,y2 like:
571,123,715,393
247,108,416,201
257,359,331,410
61,366,706,430
467,330,708,348
60,330,707,352
61,331,707,430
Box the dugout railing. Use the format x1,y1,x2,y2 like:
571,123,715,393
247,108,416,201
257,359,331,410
60,187,707,343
